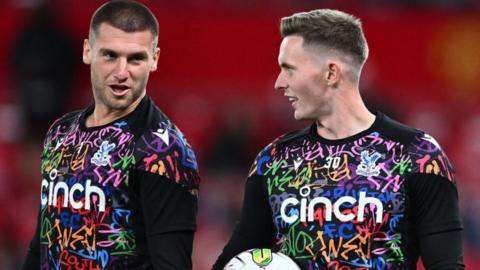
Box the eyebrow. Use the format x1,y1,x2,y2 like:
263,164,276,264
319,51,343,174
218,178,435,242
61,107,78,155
280,62,296,70
128,52,148,60
99,48,117,55
98,48,148,60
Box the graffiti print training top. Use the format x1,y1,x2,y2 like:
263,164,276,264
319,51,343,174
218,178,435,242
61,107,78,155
23,96,200,270
213,112,463,270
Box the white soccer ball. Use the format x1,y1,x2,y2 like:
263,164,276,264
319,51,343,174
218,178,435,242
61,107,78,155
224,248,301,270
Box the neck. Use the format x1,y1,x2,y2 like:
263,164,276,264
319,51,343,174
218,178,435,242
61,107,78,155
86,94,145,128
315,88,375,140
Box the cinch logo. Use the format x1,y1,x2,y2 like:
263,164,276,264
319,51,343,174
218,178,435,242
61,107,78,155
40,169,106,212
280,186,384,224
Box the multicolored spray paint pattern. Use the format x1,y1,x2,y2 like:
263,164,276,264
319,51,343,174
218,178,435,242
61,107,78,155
251,130,453,269
39,116,199,269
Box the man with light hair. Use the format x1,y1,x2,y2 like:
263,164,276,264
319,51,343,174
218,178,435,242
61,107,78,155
213,9,464,269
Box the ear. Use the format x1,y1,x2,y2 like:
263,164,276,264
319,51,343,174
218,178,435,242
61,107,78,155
150,47,161,72
324,60,341,87
83,39,92,65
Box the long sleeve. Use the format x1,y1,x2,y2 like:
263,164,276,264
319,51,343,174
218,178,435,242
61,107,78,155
22,210,41,270
136,170,198,270
212,175,275,270
408,173,464,269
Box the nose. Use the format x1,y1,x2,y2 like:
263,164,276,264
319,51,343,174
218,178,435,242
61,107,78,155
274,72,288,91
114,58,129,81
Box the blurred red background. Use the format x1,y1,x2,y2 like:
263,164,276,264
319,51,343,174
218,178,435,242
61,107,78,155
0,0,479,269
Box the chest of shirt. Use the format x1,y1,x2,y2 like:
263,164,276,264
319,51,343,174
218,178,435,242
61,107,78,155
260,138,411,235
40,125,137,212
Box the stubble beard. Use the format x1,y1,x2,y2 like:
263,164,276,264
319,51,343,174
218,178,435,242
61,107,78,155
93,85,144,112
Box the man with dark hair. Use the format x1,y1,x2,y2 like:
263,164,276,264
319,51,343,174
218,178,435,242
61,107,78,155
22,1,200,269
213,9,464,269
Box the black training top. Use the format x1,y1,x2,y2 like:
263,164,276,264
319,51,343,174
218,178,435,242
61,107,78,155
23,96,200,270
213,112,463,270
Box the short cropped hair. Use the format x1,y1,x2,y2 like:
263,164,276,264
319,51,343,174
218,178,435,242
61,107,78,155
280,9,369,67
89,0,159,47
